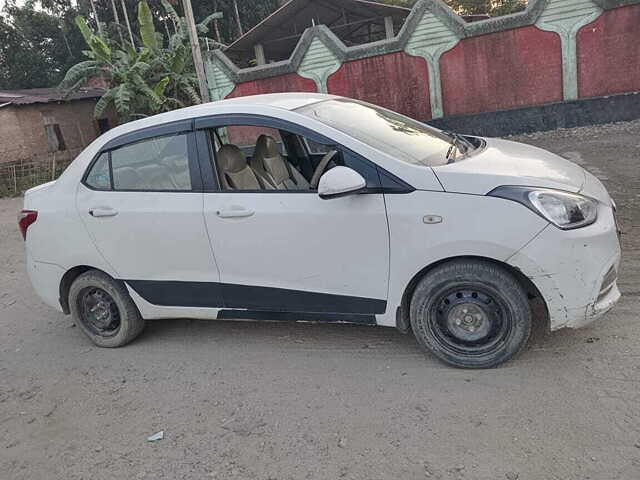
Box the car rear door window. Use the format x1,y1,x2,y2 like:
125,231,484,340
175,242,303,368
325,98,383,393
110,134,192,191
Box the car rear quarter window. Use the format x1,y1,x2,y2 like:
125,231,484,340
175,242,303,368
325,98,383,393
85,153,111,190
110,134,192,191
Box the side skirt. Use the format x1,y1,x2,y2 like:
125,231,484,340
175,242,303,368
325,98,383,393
216,309,377,325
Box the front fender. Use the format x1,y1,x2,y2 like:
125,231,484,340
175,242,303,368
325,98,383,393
377,191,548,327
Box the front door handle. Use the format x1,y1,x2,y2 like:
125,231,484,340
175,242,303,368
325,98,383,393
89,207,118,218
216,206,255,219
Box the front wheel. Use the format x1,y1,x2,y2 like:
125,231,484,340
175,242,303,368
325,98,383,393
410,260,531,369
68,270,145,348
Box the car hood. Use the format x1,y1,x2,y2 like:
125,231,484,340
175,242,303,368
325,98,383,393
432,138,587,196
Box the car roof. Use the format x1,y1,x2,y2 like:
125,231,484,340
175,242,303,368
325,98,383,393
216,92,338,110
99,93,338,145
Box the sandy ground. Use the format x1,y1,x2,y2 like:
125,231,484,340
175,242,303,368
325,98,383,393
1,121,639,480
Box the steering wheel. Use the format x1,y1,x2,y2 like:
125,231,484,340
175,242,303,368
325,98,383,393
310,150,338,189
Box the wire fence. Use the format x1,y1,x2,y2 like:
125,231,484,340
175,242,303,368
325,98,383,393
0,149,82,197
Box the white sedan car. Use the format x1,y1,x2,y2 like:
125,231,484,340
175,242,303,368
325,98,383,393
20,93,621,368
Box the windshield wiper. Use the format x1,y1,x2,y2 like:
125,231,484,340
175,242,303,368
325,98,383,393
444,131,474,163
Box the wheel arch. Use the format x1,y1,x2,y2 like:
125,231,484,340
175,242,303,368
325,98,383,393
396,255,549,334
59,265,112,314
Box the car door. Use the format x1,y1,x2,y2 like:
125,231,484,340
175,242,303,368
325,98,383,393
195,116,391,317
76,122,223,306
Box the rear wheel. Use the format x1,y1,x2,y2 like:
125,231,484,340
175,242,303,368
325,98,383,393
410,260,531,369
69,270,145,347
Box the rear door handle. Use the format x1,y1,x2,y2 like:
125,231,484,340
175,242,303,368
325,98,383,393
216,206,255,218
89,207,118,218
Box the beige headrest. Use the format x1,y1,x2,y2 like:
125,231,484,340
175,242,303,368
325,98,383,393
253,135,290,185
254,135,280,161
217,144,248,173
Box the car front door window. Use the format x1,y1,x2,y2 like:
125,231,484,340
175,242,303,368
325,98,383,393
204,124,380,193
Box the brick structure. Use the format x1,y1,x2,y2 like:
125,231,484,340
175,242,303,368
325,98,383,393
0,88,116,164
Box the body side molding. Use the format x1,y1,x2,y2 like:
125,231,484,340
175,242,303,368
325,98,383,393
125,280,387,315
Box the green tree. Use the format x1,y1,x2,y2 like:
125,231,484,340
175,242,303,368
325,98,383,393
60,0,220,121
448,0,527,15
0,0,86,89
189,0,278,45
1,0,279,90
379,0,527,16
0,16,37,88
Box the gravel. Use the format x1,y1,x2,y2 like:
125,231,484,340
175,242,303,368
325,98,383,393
1,120,639,479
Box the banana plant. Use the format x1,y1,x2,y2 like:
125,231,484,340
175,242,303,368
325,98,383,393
59,0,216,122
154,0,226,106
60,14,160,121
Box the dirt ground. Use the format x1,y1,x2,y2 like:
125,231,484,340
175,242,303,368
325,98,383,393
1,121,639,480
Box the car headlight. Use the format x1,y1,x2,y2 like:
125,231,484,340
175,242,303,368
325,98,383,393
488,186,598,230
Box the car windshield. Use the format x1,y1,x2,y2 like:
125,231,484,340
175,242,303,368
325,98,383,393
295,99,454,166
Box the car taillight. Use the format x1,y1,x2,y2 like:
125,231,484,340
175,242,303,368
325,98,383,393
18,210,38,240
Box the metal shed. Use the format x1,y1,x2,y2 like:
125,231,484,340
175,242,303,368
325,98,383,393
225,0,411,67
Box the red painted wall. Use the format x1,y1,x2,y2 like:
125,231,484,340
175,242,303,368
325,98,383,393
577,5,640,99
226,73,317,98
440,26,563,116
327,52,431,121
224,73,317,147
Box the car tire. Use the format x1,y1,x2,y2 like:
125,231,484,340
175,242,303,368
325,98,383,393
410,259,531,369
69,270,145,348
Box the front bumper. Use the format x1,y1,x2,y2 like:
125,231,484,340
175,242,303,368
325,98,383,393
508,203,621,331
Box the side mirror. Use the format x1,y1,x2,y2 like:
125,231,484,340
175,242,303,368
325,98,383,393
318,166,366,200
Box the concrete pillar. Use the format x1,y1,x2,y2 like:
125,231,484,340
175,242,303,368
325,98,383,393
384,16,394,39
535,0,602,101
297,36,342,93
404,10,460,119
254,43,266,66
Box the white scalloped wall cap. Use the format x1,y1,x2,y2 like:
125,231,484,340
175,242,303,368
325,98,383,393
218,92,340,111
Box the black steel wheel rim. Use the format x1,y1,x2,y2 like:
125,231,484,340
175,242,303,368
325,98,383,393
427,285,512,356
78,287,121,337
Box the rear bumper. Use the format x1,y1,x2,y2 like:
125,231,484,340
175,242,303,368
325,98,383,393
508,203,621,331
26,254,65,313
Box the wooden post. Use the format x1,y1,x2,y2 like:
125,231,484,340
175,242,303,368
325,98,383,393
233,0,244,37
77,123,86,148
51,153,57,181
89,0,103,36
214,19,222,43
254,44,266,65
121,0,135,46
110,0,125,44
384,16,394,39
182,0,211,103
213,0,222,43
